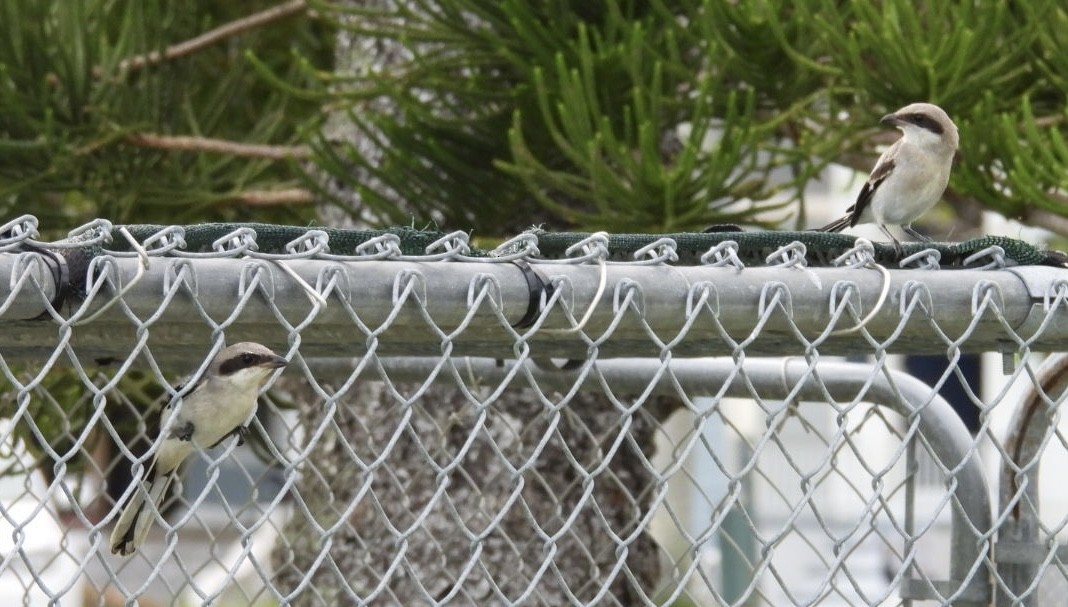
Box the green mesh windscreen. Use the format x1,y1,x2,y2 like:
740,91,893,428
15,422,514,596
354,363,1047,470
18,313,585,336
94,224,1063,268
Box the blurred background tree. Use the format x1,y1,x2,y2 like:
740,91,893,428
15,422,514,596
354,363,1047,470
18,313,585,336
306,0,1068,237
1,0,1065,238
0,0,329,228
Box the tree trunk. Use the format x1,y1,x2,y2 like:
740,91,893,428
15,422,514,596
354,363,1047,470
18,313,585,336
271,378,666,605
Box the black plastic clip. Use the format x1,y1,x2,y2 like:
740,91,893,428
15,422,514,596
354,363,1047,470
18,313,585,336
511,260,550,329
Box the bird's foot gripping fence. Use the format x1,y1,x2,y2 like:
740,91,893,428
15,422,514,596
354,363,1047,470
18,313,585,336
3,216,1068,606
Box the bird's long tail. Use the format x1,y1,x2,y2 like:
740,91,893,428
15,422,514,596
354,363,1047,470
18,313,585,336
110,468,175,556
817,215,853,233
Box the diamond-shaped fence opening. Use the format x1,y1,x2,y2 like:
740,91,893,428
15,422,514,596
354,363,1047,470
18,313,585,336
2,219,1068,606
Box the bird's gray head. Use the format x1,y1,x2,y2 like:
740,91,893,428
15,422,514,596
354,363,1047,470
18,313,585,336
880,102,959,151
210,342,287,388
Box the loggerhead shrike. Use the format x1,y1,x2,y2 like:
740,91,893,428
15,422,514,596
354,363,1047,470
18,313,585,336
819,102,959,251
109,342,287,556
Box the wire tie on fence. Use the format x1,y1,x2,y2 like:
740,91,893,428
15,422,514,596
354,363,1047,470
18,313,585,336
272,259,328,308
539,258,607,335
511,260,550,329
829,238,891,336
246,231,332,306
548,233,610,332
573,259,607,332
73,226,149,326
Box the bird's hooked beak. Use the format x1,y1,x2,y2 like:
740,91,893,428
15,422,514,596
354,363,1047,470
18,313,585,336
263,355,288,370
879,112,901,127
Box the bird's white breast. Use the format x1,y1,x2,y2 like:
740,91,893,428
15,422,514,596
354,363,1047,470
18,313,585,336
167,375,260,448
870,147,952,225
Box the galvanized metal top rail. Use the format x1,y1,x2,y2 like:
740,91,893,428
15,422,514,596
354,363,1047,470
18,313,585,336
1,216,1066,361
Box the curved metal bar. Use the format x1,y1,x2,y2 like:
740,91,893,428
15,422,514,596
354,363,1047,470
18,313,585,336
996,354,1068,607
368,356,993,605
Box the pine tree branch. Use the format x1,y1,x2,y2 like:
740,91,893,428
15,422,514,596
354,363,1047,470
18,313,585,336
228,188,316,205
1034,114,1066,129
1022,201,1068,239
946,189,1068,239
126,133,311,160
120,0,309,72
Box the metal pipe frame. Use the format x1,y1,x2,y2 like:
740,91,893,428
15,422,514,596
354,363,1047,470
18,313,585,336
369,356,994,605
1,254,1066,361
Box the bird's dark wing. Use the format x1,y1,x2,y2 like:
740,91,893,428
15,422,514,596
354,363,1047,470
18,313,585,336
818,145,898,233
845,156,895,228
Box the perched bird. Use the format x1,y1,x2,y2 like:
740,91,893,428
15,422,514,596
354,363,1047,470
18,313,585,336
109,342,287,556
819,102,959,251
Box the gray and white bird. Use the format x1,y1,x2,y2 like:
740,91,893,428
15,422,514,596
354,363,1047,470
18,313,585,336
819,102,959,251
109,342,287,556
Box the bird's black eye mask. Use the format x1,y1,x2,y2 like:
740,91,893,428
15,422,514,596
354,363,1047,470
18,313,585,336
219,352,263,375
903,112,944,135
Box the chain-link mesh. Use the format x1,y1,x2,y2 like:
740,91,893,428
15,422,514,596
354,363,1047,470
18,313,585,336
2,216,1068,606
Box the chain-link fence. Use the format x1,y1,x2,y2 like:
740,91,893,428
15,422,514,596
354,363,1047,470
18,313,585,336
2,216,1068,606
